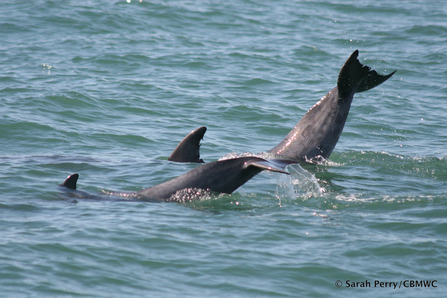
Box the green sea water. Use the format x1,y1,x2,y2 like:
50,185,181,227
1,0,447,297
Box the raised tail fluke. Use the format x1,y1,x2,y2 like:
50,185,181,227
61,173,79,190
168,126,207,163
356,69,397,93
337,50,396,98
268,50,396,163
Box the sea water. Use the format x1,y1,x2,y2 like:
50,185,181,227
1,1,446,297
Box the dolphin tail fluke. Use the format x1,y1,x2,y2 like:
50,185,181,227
338,50,396,98
356,69,397,93
168,126,207,163
246,159,299,175
61,173,79,190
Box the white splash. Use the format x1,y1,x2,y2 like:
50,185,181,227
276,164,325,202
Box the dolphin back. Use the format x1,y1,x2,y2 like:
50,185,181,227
138,157,298,202
168,126,207,163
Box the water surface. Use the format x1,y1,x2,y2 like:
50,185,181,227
1,0,446,297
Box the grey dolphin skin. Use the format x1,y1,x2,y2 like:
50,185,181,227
60,157,298,202
269,50,396,163
61,173,78,190
168,126,206,163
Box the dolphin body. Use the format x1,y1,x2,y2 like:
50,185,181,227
59,173,108,201
168,51,395,164
61,157,298,202
168,126,206,163
269,50,396,163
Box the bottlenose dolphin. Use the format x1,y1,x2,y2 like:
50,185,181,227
168,126,206,163
268,50,396,162
60,157,298,202
59,173,105,201
269,50,396,163
167,51,395,164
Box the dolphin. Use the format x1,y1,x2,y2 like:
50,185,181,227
168,126,206,163
60,157,298,202
61,173,78,190
269,50,396,163
59,173,106,201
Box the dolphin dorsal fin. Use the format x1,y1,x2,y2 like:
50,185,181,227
61,173,79,190
168,127,207,163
